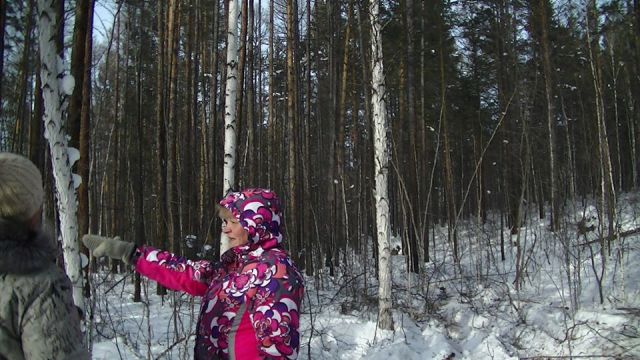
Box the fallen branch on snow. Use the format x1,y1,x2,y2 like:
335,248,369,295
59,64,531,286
578,227,640,246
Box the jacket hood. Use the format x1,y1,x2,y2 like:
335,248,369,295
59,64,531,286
219,188,283,250
0,218,58,274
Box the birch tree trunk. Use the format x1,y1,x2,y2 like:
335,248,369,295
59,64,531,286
235,0,248,176
369,0,394,332
221,0,240,253
36,0,84,310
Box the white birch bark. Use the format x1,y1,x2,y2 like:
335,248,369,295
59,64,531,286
369,0,394,331
36,0,84,311
221,0,240,254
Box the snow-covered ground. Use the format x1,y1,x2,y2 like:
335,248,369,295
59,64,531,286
89,194,640,359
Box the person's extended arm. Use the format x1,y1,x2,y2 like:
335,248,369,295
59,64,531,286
134,246,229,296
83,234,236,297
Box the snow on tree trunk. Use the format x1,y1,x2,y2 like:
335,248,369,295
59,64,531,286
36,0,84,311
221,0,240,254
369,0,394,332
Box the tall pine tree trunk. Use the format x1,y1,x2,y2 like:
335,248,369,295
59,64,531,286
12,2,34,153
437,1,457,263
286,0,300,263
336,1,352,258
154,1,168,295
302,0,314,275
133,31,146,302
246,0,256,185
535,0,560,231
166,0,181,258
587,0,616,259
403,0,419,272
586,0,615,304
69,0,94,296
267,0,275,187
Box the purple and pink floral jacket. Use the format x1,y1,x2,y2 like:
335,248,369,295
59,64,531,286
134,189,304,359
136,246,303,360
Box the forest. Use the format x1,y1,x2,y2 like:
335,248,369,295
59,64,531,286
1,0,639,358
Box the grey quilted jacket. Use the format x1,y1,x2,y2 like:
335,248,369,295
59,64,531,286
0,219,88,360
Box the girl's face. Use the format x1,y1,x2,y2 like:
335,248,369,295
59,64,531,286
222,216,249,248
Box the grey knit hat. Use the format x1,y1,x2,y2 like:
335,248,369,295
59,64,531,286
0,152,44,222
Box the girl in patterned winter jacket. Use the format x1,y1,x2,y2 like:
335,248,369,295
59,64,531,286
83,188,304,360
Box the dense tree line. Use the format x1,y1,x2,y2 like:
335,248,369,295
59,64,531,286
1,0,638,294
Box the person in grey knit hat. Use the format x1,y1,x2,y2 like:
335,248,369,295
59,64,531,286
0,152,88,360
0,152,45,224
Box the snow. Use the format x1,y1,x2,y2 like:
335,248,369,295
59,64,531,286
88,193,640,359
73,173,83,189
61,74,76,96
68,147,81,166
